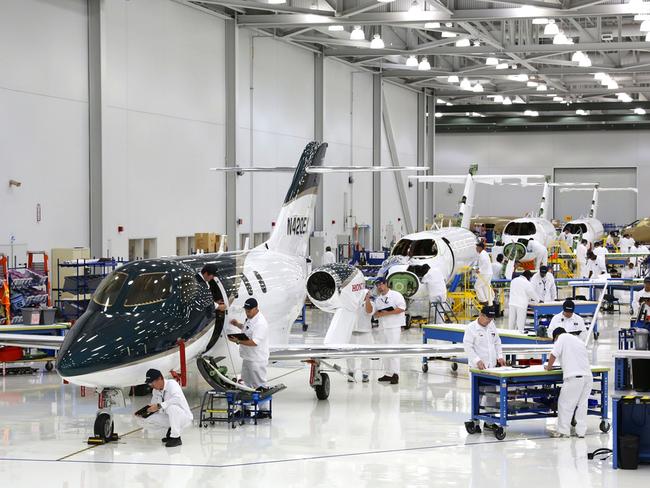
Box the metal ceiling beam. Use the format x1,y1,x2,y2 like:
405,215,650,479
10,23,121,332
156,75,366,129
435,101,650,112
237,5,650,27
469,0,561,9
381,66,650,77
339,1,385,18
437,114,650,124
322,41,650,56
432,86,650,95
199,0,335,15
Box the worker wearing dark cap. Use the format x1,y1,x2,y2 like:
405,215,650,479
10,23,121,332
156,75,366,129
229,298,270,394
633,275,650,318
463,306,505,371
137,368,193,447
197,263,218,287
547,299,587,342
531,265,557,302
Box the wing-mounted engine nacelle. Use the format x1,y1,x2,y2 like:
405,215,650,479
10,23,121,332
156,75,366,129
306,264,367,313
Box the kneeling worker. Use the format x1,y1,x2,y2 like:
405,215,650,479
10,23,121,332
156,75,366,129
140,369,193,447
229,298,270,391
545,327,593,438
463,306,506,370
547,299,586,341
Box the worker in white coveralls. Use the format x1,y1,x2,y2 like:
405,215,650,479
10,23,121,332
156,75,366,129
545,327,593,438
421,263,447,323
347,291,374,383
530,265,557,302
474,241,494,307
527,238,548,268
366,277,405,385
508,270,542,332
547,299,587,342
139,368,193,448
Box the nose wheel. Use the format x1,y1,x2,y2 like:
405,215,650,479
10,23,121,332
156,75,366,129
87,388,122,444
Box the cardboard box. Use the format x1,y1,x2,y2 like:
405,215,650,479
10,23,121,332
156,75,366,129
195,233,217,253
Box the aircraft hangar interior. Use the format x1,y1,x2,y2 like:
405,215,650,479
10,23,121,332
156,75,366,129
3,0,650,486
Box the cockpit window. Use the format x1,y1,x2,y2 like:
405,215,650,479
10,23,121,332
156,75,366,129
124,272,172,307
93,272,127,307
563,223,588,234
504,221,537,236
391,238,438,257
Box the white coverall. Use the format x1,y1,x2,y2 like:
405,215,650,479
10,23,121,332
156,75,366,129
619,236,636,253
575,243,588,279
346,304,374,377
508,276,541,332
530,271,557,302
632,289,650,318
528,240,548,268
547,312,587,342
475,249,494,304
463,319,504,369
239,311,270,389
323,250,336,265
551,333,593,437
422,266,447,322
374,289,406,376
144,379,193,438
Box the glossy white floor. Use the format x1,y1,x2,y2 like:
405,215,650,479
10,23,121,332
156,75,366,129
0,310,647,487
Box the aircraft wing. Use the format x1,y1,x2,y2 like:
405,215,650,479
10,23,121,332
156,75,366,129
0,334,65,350
269,343,551,361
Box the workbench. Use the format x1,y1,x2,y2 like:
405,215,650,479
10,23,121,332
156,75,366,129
421,324,551,372
612,394,650,469
466,365,610,440
528,300,598,336
570,278,643,307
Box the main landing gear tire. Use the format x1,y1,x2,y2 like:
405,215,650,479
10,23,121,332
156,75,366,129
45,361,54,372
494,427,506,440
94,412,114,440
600,420,611,433
314,372,330,400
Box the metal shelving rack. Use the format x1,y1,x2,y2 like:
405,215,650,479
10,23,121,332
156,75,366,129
54,258,125,320
7,251,51,325
0,256,10,325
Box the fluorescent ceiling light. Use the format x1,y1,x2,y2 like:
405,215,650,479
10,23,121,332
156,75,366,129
576,109,587,115
448,75,459,83
508,74,528,82
578,56,592,67
377,0,394,3
496,63,509,70
527,80,539,87
473,83,484,93
350,26,365,40
460,77,472,90
503,97,512,105
544,21,559,36
267,0,286,4
445,22,453,27
594,72,607,80
536,84,548,91
418,58,431,71
436,98,446,104
553,32,571,44
553,96,564,102
493,95,504,103
424,22,441,28
514,96,525,104
485,57,499,65
641,20,650,32
370,34,385,49
406,55,418,67
524,110,539,116
532,18,549,25
634,107,647,114
455,38,471,47
607,80,619,89
446,102,453,106
328,25,344,31
441,31,458,38
435,112,444,118
571,51,585,62
617,92,633,102
473,40,481,46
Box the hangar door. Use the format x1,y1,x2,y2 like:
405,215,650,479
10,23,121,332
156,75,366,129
553,167,637,226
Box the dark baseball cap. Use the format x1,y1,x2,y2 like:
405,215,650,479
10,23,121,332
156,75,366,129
243,298,258,310
481,305,496,318
145,368,162,384
375,277,387,285
644,276,650,284
201,263,218,275
563,299,575,312
539,265,548,274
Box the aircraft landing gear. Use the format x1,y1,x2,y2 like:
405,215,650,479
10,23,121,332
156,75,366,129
87,388,123,445
309,361,330,400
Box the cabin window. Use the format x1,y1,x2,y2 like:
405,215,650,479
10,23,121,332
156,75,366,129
240,273,254,296
562,223,588,234
253,271,267,293
504,221,537,236
124,272,172,307
93,272,127,307
391,239,412,256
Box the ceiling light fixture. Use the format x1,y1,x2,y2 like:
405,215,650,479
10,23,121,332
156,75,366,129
418,57,431,71
455,38,471,47
536,84,548,91
436,98,446,104
370,34,385,49
377,0,395,3
350,26,365,41
460,77,472,90
328,25,344,31
617,92,633,102
553,31,572,45
634,107,647,115
594,72,607,80
527,80,539,87
486,57,499,65
544,20,560,36
435,112,444,118
533,18,550,25
267,0,287,4
424,22,441,28
406,55,418,67
448,75,459,83
576,109,587,115
503,96,512,105
524,110,539,116
496,63,509,70
494,95,504,103
441,31,458,38
607,80,619,89
553,96,564,102
641,20,650,32
473,83,484,93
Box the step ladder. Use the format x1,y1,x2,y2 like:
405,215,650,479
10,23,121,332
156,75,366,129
428,300,459,324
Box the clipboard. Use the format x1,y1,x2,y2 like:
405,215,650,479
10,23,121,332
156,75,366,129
228,333,249,341
134,405,155,418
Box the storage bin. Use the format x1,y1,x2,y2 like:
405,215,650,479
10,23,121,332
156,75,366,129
22,307,41,325
618,434,640,469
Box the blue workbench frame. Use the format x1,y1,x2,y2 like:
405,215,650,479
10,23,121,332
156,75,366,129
470,369,609,438
612,397,650,469
528,301,598,336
